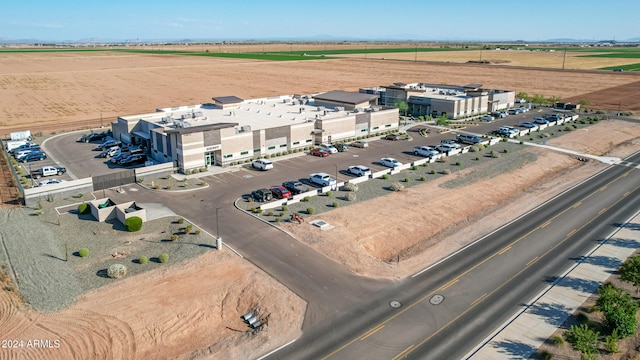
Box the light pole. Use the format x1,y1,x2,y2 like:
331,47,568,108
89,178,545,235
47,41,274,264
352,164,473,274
215,207,222,250
333,164,338,191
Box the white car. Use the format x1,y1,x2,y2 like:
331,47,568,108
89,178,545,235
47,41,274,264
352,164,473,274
351,140,369,148
380,157,402,168
479,115,495,121
319,143,338,154
440,139,461,149
347,165,371,177
39,179,67,187
435,144,457,153
251,159,273,171
309,173,336,187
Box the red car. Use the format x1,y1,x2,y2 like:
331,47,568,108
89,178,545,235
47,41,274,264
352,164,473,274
270,186,292,199
310,148,329,157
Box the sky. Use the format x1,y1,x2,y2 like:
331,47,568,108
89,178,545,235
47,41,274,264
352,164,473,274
2,0,639,42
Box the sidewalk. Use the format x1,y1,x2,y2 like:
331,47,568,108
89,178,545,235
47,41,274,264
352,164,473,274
466,210,640,359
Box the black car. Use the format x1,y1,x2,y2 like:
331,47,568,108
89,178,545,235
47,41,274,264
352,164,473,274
335,143,349,152
78,132,108,143
19,151,47,163
282,180,310,195
95,139,122,151
119,154,147,166
251,188,273,202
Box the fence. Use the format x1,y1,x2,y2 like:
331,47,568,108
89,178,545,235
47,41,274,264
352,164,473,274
92,169,136,191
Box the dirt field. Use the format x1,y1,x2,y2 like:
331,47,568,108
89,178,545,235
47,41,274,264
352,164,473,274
1,50,638,135
1,50,640,359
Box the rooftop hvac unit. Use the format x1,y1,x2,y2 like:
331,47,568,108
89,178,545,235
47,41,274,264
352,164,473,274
161,116,172,123
241,125,251,132
193,111,203,117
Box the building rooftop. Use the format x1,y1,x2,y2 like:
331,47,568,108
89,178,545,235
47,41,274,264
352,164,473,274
119,93,377,133
313,90,378,105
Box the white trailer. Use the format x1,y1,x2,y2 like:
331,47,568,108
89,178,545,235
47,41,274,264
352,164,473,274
10,130,32,141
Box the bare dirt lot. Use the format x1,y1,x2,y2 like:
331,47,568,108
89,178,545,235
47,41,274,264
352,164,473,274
1,50,640,359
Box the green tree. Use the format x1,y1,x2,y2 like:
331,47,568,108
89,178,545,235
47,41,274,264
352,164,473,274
578,99,591,106
516,92,530,102
531,94,547,105
619,256,640,293
393,101,409,116
547,95,562,105
564,323,599,357
596,283,639,337
436,114,450,126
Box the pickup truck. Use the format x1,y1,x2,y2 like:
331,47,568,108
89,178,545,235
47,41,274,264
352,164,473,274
30,166,66,179
413,146,438,157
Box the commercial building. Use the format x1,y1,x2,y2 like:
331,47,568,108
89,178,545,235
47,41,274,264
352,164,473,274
112,91,398,172
360,83,515,119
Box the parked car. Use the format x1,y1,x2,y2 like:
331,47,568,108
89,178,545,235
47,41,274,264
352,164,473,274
95,139,121,151
335,143,349,152
456,134,483,144
533,117,549,125
507,109,518,115
30,166,66,179
309,173,336,187
319,143,338,154
496,126,519,136
309,148,330,157
19,151,46,162
14,149,35,160
380,157,401,168
252,159,273,171
10,143,40,156
270,186,292,199
38,179,67,187
435,144,457,153
440,139,461,148
251,188,273,202
110,148,143,163
491,111,508,118
350,140,369,148
413,146,438,157
347,165,371,177
520,122,538,129
385,133,409,141
119,154,147,166
78,132,108,143
282,180,310,195
97,146,121,158
479,115,495,121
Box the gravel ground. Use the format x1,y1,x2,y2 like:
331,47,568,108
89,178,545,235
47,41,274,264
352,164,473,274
0,197,216,312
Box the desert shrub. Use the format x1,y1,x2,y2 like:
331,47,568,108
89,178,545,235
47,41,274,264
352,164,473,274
475,157,480,161
78,248,89,258
519,140,524,144
420,176,426,181
503,148,509,153
341,182,358,192
455,161,461,166
469,145,479,152
107,264,128,279
442,169,452,175
550,334,565,346
170,234,179,241
138,256,149,264
77,203,90,215
332,202,339,208
281,205,289,211
275,217,281,222
490,151,501,158
604,329,619,354
307,207,316,215
382,174,390,180
502,137,508,142
185,224,193,233
153,184,160,189
136,177,144,183
125,216,143,232
194,229,201,235
325,191,333,197
303,196,311,202
404,177,410,183
267,211,274,216
159,253,169,263
256,208,263,214
200,168,207,173
178,217,185,224
390,182,405,191
439,156,449,163
430,169,436,174
537,350,553,360
247,197,254,202
345,192,356,201
165,185,173,190
412,165,419,170
198,181,206,186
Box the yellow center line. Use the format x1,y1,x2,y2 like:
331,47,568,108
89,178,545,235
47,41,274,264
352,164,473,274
498,246,512,255
598,208,608,215
572,201,582,208
439,279,458,291
540,220,552,228
566,229,578,238
359,324,385,341
322,180,639,360
527,256,540,266
471,293,488,307
624,191,631,197
391,344,415,360
599,185,609,191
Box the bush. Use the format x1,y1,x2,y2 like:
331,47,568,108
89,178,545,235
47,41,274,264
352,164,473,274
325,191,333,197
420,176,426,181
77,203,90,215
185,224,193,233
194,229,201,235
247,197,254,202
442,169,452,175
256,208,263,214
107,264,127,279
170,234,179,241
345,192,356,201
455,161,461,166
519,140,524,144
490,151,501,158
281,205,289,211
404,177,410,183
503,148,509,153
550,334,565,346
178,217,185,224
412,165,419,170
267,211,274,216
439,156,449,163
159,253,170,263
307,207,316,215
430,169,436,174
390,182,405,191
275,217,281,222
382,174,390,180
475,157,480,161
138,256,149,264
78,248,89,258
303,196,311,202
332,202,339,208
125,216,143,232
279,212,285,217
341,182,358,192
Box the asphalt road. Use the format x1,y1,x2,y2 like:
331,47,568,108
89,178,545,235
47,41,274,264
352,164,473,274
266,151,640,359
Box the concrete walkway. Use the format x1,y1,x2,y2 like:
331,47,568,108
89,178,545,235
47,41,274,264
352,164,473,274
466,210,640,359
509,138,621,165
